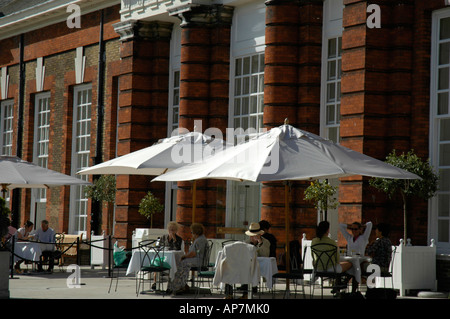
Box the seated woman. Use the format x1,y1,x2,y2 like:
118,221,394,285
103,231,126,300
166,223,207,295
160,221,183,251
339,221,373,256
312,221,352,293
366,223,392,273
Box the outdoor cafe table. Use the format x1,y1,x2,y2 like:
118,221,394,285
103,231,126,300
13,241,43,263
257,257,278,289
126,249,184,280
213,250,278,290
340,255,371,283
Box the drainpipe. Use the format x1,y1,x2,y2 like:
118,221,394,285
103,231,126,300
91,10,105,235
11,34,25,229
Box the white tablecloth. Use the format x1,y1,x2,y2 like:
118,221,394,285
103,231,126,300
340,255,371,283
126,249,184,280
257,257,278,289
14,242,42,263
213,249,278,289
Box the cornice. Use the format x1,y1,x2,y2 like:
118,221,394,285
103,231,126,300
0,0,120,41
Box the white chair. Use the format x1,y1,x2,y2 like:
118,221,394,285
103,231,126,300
213,242,260,298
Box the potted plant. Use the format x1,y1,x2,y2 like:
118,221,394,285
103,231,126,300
84,175,116,234
369,149,439,242
304,179,338,221
138,191,164,228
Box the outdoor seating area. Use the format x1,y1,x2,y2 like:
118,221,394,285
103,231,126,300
5,233,448,300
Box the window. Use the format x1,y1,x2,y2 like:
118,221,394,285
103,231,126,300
431,12,450,252
323,37,342,143
33,93,50,201
70,85,92,235
227,52,265,235
0,99,13,202
320,0,343,239
171,70,180,134
233,53,265,133
0,99,13,156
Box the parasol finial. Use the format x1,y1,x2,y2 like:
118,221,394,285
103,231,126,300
284,118,289,125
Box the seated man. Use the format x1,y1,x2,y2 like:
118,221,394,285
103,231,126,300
35,220,56,272
224,223,270,299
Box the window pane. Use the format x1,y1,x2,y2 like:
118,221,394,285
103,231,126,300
438,194,450,217
234,98,241,116
439,169,450,191
328,127,338,143
440,119,450,141
328,38,337,58
439,144,450,166
328,60,336,80
251,55,259,74
259,54,265,72
439,67,449,90
235,78,241,96
440,42,450,65
438,92,449,115
242,97,249,115
327,83,336,102
251,75,258,93
235,58,242,76
440,17,450,40
250,96,257,114
243,57,250,75
327,104,335,124
438,220,449,242
242,77,250,95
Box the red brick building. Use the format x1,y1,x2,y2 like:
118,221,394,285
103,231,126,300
1,0,449,286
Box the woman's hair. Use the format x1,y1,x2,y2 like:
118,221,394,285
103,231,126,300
190,223,204,236
167,221,179,231
24,220,33,228
376,223,390,237
316,221,330,239
352,222,362,229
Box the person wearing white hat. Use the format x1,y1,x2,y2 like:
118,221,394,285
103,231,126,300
245,222,270,258
223,222,271,299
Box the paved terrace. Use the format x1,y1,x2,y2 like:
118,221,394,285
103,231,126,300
4,266,448,317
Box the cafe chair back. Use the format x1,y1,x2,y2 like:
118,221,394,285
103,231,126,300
136,239,171,296
272,240,308,299
310,243,341,298
194,240,215,297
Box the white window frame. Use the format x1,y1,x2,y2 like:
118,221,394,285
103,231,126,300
30,92,51,224
430,8,450,254
319,0,343,239
69,84,92,235
0,99,14,156
0,99,13,203
225,2,266,233
165,24,182,227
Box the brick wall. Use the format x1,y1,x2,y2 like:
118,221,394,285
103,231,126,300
0,5,122,235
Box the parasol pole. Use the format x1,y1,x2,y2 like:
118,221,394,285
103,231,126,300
285,181,290,290
192,180,197,224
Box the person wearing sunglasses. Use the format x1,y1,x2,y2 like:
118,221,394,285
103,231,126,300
339,221,373,257
339,220,372,293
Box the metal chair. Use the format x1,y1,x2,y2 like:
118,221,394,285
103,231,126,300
108,250,132,293
136,239,171,296
310,242,343,299
193,240,214,297
272,243,310,299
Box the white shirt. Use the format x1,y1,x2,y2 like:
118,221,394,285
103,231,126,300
339,221,372,256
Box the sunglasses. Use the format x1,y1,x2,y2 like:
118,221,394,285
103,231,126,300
349,227,359,231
